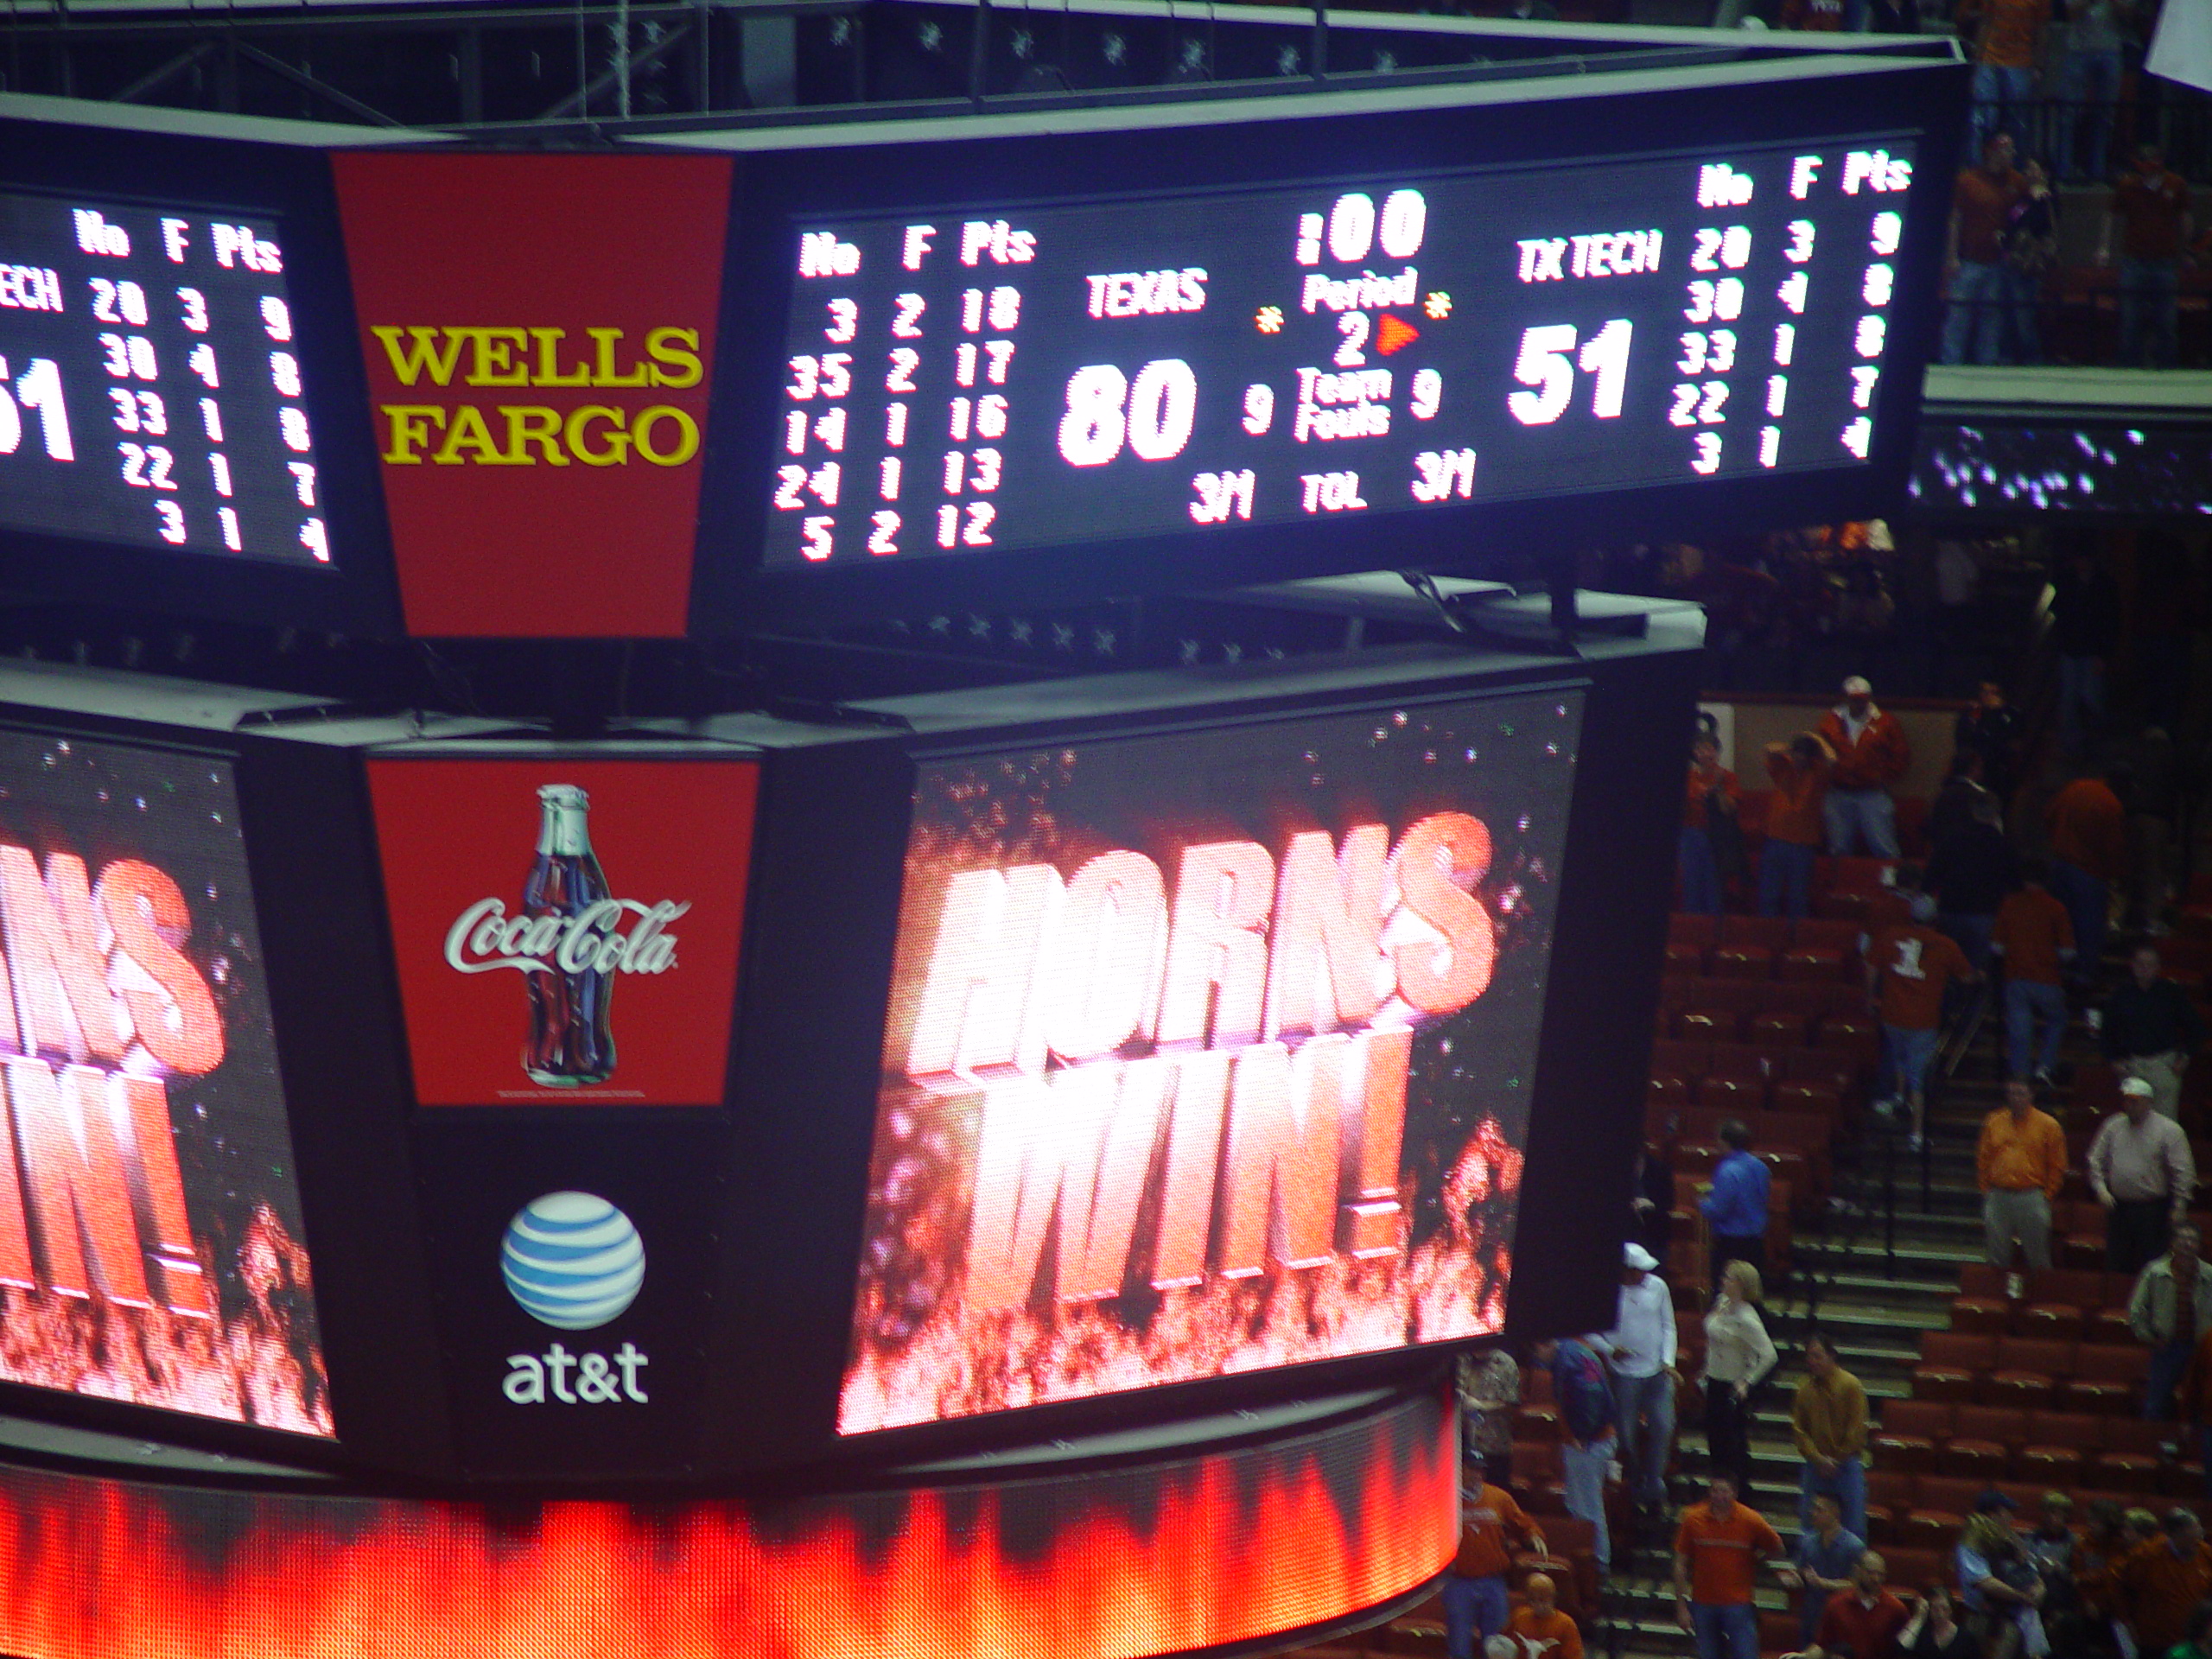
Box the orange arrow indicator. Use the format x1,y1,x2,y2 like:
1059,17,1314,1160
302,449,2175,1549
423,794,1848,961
1375,315,1421,355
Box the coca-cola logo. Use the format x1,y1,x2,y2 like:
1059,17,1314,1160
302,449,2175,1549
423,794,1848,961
444,898,690,976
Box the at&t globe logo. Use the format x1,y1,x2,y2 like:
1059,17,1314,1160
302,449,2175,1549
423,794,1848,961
500,1192,651,1406
501,1191,645,1327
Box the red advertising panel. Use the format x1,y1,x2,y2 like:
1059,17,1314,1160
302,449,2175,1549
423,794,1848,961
332,153,733,639
369,759,758,1106
0,731,328,1434
841,693,1581,1434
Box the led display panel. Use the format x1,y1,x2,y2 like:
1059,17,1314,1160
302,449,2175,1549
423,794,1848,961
0,730,328,1435
0,1382,1451,1659
0,189,334,569
765,140,1921,569
841,690,1580,1434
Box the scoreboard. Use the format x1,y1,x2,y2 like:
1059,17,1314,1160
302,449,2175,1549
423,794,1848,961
766,143,1921,569
0,189,332,568
0,50,1967,634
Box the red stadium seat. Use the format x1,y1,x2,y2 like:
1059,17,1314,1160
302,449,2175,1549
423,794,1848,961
1914,1332,1995,1403
1949,1290,2012,1337
1709,944,1774,980
1697,1075,1770,1113
1872,1401,1952,1476
1943,1406,2026,1478
1986,1338,2072,1408
1749,1009,1808,1046
1670,914,1721,947
2016,1442,2086,1485
2062,1345,2150,1415
1866,1468,1916,1541
1678,1010,1741,1042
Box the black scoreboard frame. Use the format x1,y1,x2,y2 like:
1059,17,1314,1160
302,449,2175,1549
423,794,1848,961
0,103,410,637
685,47,1968,630
0,601,1698,1489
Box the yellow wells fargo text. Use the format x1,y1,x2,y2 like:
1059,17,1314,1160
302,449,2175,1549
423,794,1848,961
372,325,704,467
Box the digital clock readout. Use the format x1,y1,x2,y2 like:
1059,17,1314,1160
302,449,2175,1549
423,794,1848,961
0,191,334,569
764,140,1918,568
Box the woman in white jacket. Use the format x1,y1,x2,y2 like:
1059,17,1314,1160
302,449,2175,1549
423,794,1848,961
1704,1258,1779,1492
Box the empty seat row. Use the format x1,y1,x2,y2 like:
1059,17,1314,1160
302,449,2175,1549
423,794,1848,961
1873,1402,2186,1488
1912,1332,2148,1413
1949,1264,2144,1342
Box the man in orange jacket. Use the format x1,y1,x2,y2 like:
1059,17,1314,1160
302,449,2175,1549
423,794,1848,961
1446,1479,1545,1659
2046,761,2126,988
1761,733,1832,919
1816,677,1910,858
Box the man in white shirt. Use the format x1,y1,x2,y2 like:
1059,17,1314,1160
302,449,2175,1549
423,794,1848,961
1592,1242,1677,1513
2090,1075,2197,1274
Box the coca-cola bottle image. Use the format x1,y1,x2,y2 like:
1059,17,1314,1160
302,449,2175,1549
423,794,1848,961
523,784,617,1086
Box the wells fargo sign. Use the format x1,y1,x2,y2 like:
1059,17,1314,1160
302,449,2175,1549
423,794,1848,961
334,153,733,638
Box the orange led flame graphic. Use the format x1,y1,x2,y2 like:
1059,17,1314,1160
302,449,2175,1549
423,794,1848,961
0,1390,1452,1659
0,1205,326,1435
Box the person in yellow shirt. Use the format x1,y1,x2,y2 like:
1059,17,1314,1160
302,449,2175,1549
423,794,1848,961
1978,1077,2067,1269
1792,1333,1870,1543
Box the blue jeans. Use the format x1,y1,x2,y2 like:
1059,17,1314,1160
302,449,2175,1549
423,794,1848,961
1824,787,1898,858
2005,978,2068,1077
1560,1437,1611,1568
2048,859,2107,986
1681,825,1724,915
1882,1024,1940,1108
2057,48,2123,179
1614,1370,1676,1508
1801,1453,1867,1541
2149,1338,2192,1420
1943,259,2010,365
1441,1573,1510,1659
2058,654,2104,757
1761,840,1816,919
1971,61,2037,154
1691,1600,1760,1659
2120,258,2180,368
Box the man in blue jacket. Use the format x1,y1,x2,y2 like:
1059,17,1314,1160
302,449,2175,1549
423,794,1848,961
1535,1335,1618,1572
1701,1119,1772,1292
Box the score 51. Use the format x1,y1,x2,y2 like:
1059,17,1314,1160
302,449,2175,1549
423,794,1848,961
1507,319,1632,425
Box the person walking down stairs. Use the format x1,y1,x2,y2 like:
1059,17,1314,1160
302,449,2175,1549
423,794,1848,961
1978,1078,2066,1271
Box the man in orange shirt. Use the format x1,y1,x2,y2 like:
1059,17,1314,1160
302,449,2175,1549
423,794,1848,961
1445,1479,1545,1659
1978,1077,2067,1269
1760,733,1831,920
2119,1508,2212,1653
2046,762,2126,988
1818,677,1910,858
1503,1572,1583,1659
1681,730,1741,918
1868,868,1978,1147
1957,0,2050,156
2103,144,2196,368
1943,132,2027,365
1674,1473,1796,1659
1992,857,2075,1084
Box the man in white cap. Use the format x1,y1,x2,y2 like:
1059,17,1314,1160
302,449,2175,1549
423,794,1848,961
2091,1075,2196,1274
1818,677,1910,858
1591,1242,1677,1513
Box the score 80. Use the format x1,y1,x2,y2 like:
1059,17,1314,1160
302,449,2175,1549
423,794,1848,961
1508,320,1632,426
1058,359,1198,466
